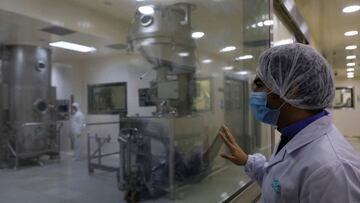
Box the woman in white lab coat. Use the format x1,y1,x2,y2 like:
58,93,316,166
219,43,360,202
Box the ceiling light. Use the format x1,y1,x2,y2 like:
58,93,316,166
220,46,236,52
347,72,354,76
257,22,264,27
342,5,360,13
223,66,234,70
347,75,354,78
236,71,248,75
136,0,145,2
178,52,189,57
49,41,96,53
192,31,205,39
235,55,253,61
138,5,154,15
263,20,274,26
345,45,357,50
346,55,356,60
202,59,212,64
347,68,355,72
251,24,257,28
273,39,294,46
347,62,356,66
344,30,358,36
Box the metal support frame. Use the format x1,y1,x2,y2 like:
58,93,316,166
117,118,179,201
87,133,119,174
7,121,62,170
86,121,120,175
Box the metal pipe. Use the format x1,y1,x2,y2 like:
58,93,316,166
21,121,59,127
87,133,91,173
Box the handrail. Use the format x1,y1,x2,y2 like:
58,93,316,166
86,121,120,126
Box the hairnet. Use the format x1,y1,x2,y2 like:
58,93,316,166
72,102,80,110
257,43,335,110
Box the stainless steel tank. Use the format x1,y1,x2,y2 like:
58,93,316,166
129,3,196,116
129,3,196,72
0,45,59,168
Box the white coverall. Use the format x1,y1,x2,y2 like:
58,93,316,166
70,103,85,161
245,115,360,202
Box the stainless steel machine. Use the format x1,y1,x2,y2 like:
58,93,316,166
116,3,210,201
0,45,61,169
129,3,196,116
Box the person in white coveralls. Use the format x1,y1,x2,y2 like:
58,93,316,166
70,102,85,161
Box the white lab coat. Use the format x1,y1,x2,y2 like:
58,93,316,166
245,115,360,202
70,110,85,160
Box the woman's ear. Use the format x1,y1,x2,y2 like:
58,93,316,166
267,93,284,108
268,92,281,100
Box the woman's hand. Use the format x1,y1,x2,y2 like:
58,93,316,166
218,125,248,166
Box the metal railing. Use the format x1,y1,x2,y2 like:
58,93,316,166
86,121,120,175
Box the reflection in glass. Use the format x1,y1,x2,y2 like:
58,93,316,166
193,79,212,112
332,87,354,108
0,0,273,202
112,0,273,201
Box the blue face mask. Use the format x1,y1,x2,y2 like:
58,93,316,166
250,92,285,126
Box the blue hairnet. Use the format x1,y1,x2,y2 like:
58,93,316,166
257,43,335,110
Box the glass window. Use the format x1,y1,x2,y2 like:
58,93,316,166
0,0,273,202
332,87,354,109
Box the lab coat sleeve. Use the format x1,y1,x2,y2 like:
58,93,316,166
244,153,268,186
300,161,360,202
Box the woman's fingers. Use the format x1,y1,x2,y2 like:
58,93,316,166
221,153,234,160
222,125,237,144
219,127,234,144
219,131,235,149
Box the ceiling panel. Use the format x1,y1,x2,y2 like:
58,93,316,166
296,0,360,79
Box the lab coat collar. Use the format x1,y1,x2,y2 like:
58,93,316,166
267,147,286,168
285,114,333,154
266,115,333,169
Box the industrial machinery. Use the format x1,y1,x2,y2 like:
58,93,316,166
116,3,212,201
0,45,61,169
129,2,196,116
